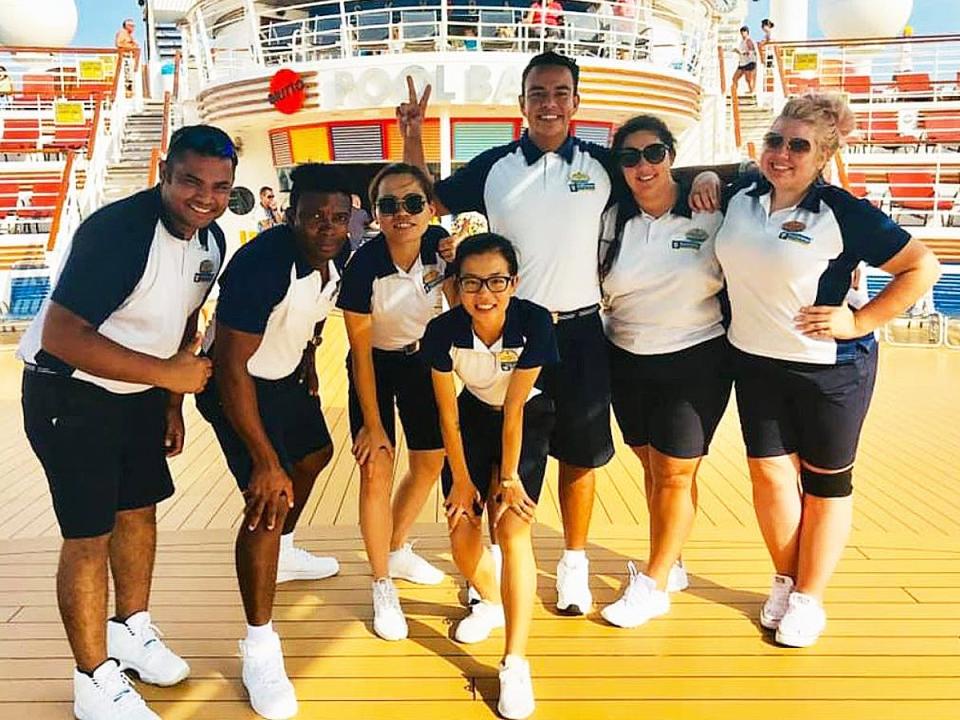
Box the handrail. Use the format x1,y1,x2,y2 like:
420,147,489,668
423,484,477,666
746,141,756,161
161,91,172,154
173,50,182,100
109,53,123,101
834,152,850,192
731,89,742,149
148,147,161,187
767,33,960,50
86,101,103,160
47,150,77,253
717,45,727,95
1,45,123,54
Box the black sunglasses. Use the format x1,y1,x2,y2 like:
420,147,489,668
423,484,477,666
616,143,670,168
458,275,513,293
763,133,813,154
376,193,427,215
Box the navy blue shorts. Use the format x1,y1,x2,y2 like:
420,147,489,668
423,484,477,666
22,370,174,539
609,335,733,458
733,342,879,470
196,371,332,490
441,391,555,506
539,310,614,468
347,349,443,451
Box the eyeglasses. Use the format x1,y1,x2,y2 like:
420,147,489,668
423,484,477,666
376,193,427,215
763,133,813,155
458,275,513,293
616,143,670,168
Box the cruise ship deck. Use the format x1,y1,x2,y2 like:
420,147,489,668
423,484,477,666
1,318,958,719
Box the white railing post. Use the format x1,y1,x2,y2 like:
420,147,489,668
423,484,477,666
194,8,215,83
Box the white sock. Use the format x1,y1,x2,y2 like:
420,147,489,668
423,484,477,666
245,621,275,645
502,653,527,669
562,549,587,564
280,532,294,553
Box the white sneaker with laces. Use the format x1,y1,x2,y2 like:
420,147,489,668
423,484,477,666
388,541,445,585
454,600,505,643
107,611,190,686
372,578,408,641
467,544,503,606
666,560,689,593
776,592,827,648
240,632,298,720
498,654,535,720
601,562,670,628
276,545,340,583
74,659,160,720
759,574,795,630
556,554,592,615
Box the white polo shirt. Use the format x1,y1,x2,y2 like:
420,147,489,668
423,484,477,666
436,133,612,313
421,299,559,407
336,225,450,351
600,188,725,355
715,176,910,365
19,188,224,394
208,225,349,380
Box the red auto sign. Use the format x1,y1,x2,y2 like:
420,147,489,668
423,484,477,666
268,69,306,114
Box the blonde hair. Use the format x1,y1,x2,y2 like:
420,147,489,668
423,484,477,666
777,93,856,161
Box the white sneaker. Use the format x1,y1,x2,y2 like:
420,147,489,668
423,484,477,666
389,542,444,585
776,592,827,648
240,632,298,720
666,560,689,593
467,544,503,606
556,554,592,615
107,611,190,686
74,659,160,720
601,562,670,629
372,578,408,641
277,545,340,583
454,600,505,643
497,655,535,720
759,574,795,630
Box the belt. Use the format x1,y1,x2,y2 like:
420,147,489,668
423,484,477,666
375,341,420,356
23,363,60,377
551,303,600,324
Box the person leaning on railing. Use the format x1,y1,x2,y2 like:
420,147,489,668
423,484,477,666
690,93,941,649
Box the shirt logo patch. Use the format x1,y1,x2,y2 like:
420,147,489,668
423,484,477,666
568,171,596,193
781,220,807,232
497,349,519,371
423,269,444,293
778,231,813,244
672,227,710,251
194,259,216,283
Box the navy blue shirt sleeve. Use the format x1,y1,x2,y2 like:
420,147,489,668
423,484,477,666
215,240,291,335
51,216,152,327
516,302,560,369
435,144,514,215
826,188,911,268
420,313,454,372
336,243,378,314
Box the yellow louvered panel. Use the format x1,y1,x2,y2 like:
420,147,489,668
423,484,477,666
289,126,331,163
385,119,439,161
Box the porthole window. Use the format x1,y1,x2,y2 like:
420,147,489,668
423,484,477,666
228,186,255,215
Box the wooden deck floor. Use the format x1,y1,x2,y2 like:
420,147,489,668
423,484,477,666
1,316,959,718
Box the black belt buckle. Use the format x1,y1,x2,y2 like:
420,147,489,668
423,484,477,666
403,341,420,355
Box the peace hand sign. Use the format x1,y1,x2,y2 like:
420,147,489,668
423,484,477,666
396,75,432,139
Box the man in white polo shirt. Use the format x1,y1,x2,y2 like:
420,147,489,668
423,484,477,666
19,124,236,720
196,163,352,720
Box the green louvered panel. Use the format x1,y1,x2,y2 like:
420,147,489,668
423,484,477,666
453,122,515,162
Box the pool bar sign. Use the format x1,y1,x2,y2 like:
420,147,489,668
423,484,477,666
269,69,306,114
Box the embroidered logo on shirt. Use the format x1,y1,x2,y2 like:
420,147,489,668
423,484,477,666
194,259,216,283
568,171,596,193
497,349,519,371
778,220,812,244
423,269,445,293
672,227,710,251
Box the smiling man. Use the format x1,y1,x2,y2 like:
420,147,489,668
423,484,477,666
18,124,236,720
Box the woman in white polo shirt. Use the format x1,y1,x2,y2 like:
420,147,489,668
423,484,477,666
598,115,731,630
337,163,454,642
421,233,558,720
713,94,940,647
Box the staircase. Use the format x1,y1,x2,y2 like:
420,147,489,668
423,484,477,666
728,95,775,157
101,100,166,206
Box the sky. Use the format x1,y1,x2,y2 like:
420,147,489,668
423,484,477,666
73,0,960,46
745,0,960,38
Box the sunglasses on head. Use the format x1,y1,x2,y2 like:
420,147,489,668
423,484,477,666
616,143,670,168
763,133,813,154
458,275,513,293
376,193,427,215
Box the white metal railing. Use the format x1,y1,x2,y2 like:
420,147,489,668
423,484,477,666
79,86,143,216
188,0,715,86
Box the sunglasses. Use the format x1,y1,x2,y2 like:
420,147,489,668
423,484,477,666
616,143,670,168
376,193,428,215
458,275,513,293
763,133,813,154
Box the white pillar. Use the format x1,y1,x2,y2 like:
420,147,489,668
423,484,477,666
439,109,452,180
770,0,809,42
